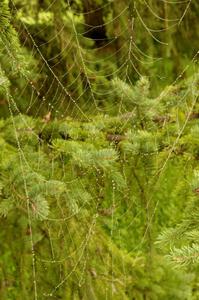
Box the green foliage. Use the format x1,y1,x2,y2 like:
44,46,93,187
0,0,199,299
0,71,199,298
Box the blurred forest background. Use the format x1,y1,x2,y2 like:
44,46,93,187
0,0,199,299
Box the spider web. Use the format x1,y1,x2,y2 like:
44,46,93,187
1,0,198,299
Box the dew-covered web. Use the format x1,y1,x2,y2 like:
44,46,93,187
1,0,199,298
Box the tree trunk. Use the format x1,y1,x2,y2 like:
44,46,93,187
82,0,107,46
